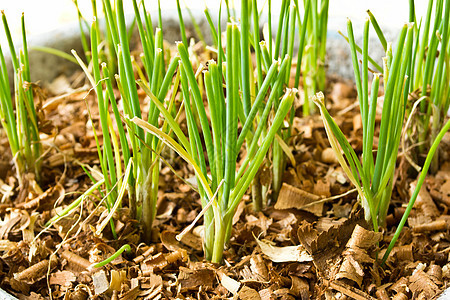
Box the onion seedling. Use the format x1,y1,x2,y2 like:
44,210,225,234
313,19,414,231
0,12,41,185
301,0,329,116
133,19,295,262
409,0,450,173
61,0,179,242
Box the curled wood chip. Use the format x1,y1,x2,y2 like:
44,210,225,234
255,237,312,263
16,183,64,212
413,218,449,232
142,249,187,275
61,250,91,271
409,180,439,228
428,264,443,284
313,179,331,198
387,244,414,262
297,211,366,277
258,288,274,300
409,269,440,299
275,183,323,215
133,245,156,263
14,256,58,284
0,240,16,251
336,256,364,286
233,201,246,225
238,286,261,300
161,230,202,252
390,277,408,295
346,224,383,250
165,249,188,264
375,288,389,300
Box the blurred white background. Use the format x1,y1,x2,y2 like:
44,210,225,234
1,0,429,44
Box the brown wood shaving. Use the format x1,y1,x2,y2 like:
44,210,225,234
249,255,269,282
325,279,376,300
237,286,261,300
346,225,382,250
409,269,440,299
275,183,323,215
178,267,214,291
49,270,76,287
336,256,364,286
14,256,58,284
289,276,309,299
61,250,91,271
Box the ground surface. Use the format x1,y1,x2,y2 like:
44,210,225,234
0,49,449,300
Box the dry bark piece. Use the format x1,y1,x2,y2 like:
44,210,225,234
321,148,339,164
49,270,76,287
255,237,312,263
92,270,109,295
178,267,215,291
218,271,241,295
289,276,309,299
249,255,269,282
275,183,323,215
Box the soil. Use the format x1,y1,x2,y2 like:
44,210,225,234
0,45,449,300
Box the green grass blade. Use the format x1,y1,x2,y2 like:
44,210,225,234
367,10,387,51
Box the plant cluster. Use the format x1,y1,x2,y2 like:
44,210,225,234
313,0,450,262
0,0,449,266
0,12,41,187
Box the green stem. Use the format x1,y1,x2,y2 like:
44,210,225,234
92,244,131,268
